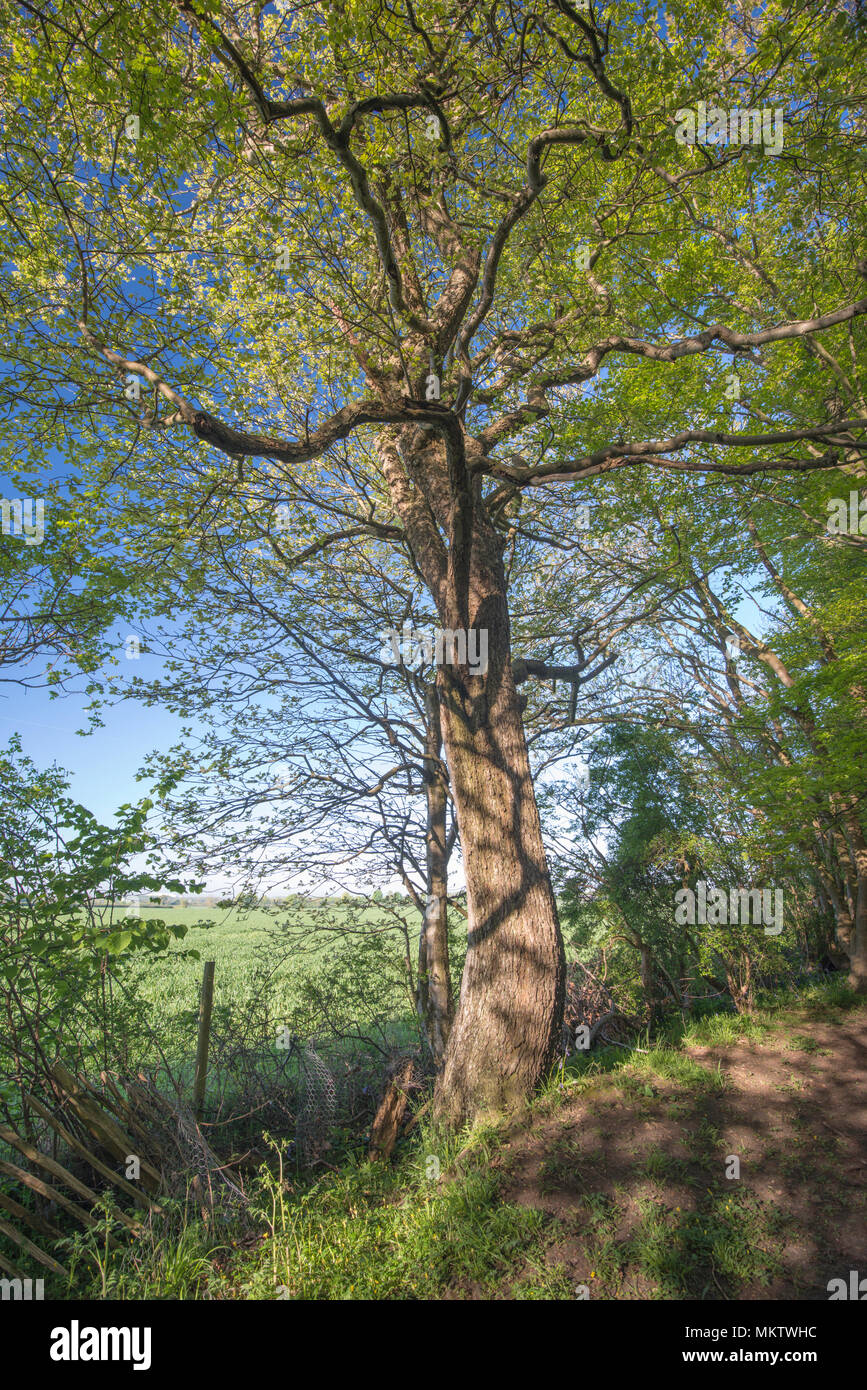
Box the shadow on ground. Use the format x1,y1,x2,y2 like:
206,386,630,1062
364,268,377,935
489,1003,866,1299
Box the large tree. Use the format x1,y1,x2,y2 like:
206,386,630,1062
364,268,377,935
2,0,866,1121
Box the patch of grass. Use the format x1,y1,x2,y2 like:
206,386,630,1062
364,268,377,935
777,1074,808,1095
240,1148,556,1299
641,1146,685,1184
679,1011,769,1047
762,978,865,1022
628,1191,784,1298
65,1129,563,1302
539,1141,585,1193
683,1114,721,1161
511,1258,575,1300
573,1193,624,1291
57,1196,223,1301
785,1033,831,1055
622,1048,731,1096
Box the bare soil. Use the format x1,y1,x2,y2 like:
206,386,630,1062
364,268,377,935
494,1004,866,1299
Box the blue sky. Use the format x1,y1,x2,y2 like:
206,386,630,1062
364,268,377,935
0,643,184,822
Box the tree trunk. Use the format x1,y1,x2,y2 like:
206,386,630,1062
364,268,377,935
639,944,656,1021
846,824,867,993
417,682,454,1067
432,560,565,1126
378,431,565,1125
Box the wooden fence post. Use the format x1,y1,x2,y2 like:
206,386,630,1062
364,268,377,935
193,960,216,1123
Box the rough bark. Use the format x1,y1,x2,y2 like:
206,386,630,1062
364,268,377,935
431,530,565,1126
639,944,656,1020
416,682,454,1067
845,821,867,993
378,429,566,1125
369,1058,416,1162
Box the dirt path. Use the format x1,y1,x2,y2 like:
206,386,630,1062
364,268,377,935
495,1005,866,1299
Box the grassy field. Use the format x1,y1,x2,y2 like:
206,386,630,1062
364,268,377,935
127,904,319,1036
108,900,428,1092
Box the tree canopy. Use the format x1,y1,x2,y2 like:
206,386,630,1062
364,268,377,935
2,0,866,1122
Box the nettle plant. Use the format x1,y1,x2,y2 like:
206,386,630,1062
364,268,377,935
0,739,197,1124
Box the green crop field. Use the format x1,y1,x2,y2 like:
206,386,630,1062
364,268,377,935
109,901,428,1088
128,904,321,1021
